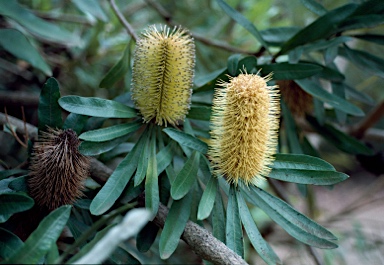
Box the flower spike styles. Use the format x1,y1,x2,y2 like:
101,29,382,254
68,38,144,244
131,25,195,126
209,73,280,186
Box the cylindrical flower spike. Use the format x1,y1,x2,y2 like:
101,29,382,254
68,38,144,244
277,80,313,117
131,24,195,126
28,128,90,211
209,73,280,186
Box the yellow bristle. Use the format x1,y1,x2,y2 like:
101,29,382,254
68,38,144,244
131,25,195,126
208,73,280,186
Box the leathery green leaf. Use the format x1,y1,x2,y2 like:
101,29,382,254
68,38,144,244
171,151,200,200
79,134,132,156
237,191,280,265
59,96,137,118
159,191,192,259
0,193,34,223
5,206,71,264
273,153,335,171
0,228,23,259
226,186,244,257
243,186,338,248
197,176,218,220
90,128,148,215
269,169,349,185
79,122,142,142
258,62,323,80
163,128,208,154
212,187,226,243
145,127,159,216
38,77,62,131
134,132,151,187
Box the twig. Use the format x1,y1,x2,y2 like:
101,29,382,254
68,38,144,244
32,11,93,26
0,112,38,141
109,0,139,42
350,100,384,139
3,109,28,148
2,113,248,265
0,91,39,108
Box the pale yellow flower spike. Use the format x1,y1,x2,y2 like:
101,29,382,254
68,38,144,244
131,25,195,126
209,73,280,186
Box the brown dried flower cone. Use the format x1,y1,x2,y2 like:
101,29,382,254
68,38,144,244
277,80,313,117
28,128,89,211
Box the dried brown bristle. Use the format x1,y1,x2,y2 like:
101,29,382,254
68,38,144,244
277,80,313,117
28,128,90,211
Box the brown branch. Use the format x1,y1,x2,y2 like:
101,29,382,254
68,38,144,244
109,0,139,42
0,112,38,141
0,91,39,108
350,100,384,139
1,113,248,265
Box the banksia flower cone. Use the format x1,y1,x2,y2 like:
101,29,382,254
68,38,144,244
277,80,313,117
209,73,280,186
131,25,195,126
28,128,89,211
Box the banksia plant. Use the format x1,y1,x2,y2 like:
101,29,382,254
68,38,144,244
209,73,280,186
131,24,195,126
277,80,313,117
28,128,90,211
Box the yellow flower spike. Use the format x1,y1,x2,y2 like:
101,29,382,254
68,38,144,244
208,73,280,186
131,24,195,126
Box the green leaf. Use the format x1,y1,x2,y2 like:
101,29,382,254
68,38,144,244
136,222,159,253
145,128,159,216
269,169,348,185
352,34,384,45
260,27,300,46
90,131,147,215
339,46,384,79
163,128,208,154
38,77,62,131
197,176,218,220
0,1,81,46
243,186,338,248
63,113,88,135
295,79,364,116
79,122,142,142
156,142,174,175
350,0,384,16
316,66,345,82
0,228,23,259
59,96,137,118
227,54,241,76
8,175,29,193
332,82,347,124
99,44,130,88
237,192,280,265
216,0,268,50
187,105,212,121
338,14,384,32
300,0,327,15
79,134,132,156
194,67,227,93
278,4,357,55
134,132,151,187
226,186,243,257
273,153,335,171
159,191,192,259
0,169,27,181
171,151,200,200
72,0,108,22
344,83,375,106
307,116,374,155
0,193,34,223
281,100,303,154
0,29,51,75
108,246,141,265
6,206,71,264
212,188,226,243
258,63,323,80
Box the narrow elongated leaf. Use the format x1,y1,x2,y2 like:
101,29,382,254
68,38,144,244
171,151,200,200
0,29,51,75
99,44,130,88
0,228,23,259
212,189,226,243
6,206,71,264
79,134,132,156
260,27,300,46
187,105,212,121
300,0,327,15
273,153,335,171
90,130,147,215
136,222,159,253
79,122,141,142
243,186,337,248
163,128,208,154
226,186,243,257
134,132,151,187
8,175,29,193
0,1,81,46
59,96,137,118
281,100,303,154
338,14,384,32
278,4,357,55
340,46,384,79
156,142,174,175
38,77,62,131
227,54,241,76
307,116,373,155
295,79,364,116
352,34,384,45
0,169,27,180
269,169,348,185
332,82,347,124
63,113,88,135
159,191,192,259
258,63,322,80
237,192,280,265
197,176,218,220
344,83,375,106
0,193,34,223
72,0,108,22
145,129,159,216
216,0,268,50
194,68,227,93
